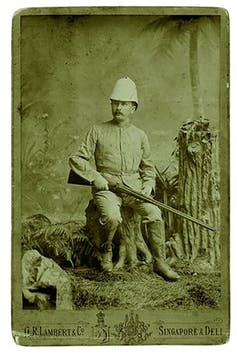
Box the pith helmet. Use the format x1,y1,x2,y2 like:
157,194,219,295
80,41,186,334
110,77,138,107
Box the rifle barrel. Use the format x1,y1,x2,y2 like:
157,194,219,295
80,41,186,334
113,185,215,232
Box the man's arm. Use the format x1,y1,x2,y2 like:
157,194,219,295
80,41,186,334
69,126,108,190
139,132,156,196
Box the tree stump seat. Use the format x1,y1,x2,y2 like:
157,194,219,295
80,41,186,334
85,199,152,270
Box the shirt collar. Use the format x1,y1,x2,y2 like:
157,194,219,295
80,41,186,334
111,119,132,129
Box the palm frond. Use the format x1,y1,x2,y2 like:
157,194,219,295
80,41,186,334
48,121,67,139
198,16,220,50
22,141,36,165
145,19,188,60
142,15,217,61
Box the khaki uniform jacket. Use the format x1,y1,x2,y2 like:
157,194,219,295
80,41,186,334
69,119,156,191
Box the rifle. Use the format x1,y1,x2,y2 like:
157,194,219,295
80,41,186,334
110,184,215,232
68,169,215,232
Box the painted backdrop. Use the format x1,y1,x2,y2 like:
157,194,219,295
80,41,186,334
21,15,220,221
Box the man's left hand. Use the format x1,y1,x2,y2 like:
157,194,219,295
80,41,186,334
142,185,152,196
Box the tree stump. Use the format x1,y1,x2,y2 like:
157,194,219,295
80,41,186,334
177,119,220,265
85,200,152,270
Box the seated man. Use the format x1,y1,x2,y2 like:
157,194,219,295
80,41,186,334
69,77,179,281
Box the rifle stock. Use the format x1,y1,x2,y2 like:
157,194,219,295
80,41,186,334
67,169,92,186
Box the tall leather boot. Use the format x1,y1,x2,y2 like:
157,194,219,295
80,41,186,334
147,221,180,281
99,218,119,272
100,245,113,272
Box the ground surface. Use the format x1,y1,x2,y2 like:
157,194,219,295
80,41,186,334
21,215,222,311
67,263,221,311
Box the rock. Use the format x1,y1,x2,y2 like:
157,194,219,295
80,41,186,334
22,250,73,310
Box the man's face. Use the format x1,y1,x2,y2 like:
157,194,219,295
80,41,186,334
111,100,136,122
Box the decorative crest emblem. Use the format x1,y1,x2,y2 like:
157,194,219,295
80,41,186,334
114,311,152,344
92,311,110,343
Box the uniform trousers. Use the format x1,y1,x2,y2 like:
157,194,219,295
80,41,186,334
93,190,162,226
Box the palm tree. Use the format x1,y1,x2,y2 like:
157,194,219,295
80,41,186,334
143,15,219,121
143,16,220,266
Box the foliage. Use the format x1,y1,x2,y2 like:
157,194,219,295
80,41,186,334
22,214,95,268
21,112,83,220
155,166,178,208
143,15,219,61
22,213,221,311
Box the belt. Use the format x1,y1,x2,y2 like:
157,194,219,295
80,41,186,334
98,169,139,176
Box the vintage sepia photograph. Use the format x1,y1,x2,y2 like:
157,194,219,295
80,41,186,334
12,6,229,345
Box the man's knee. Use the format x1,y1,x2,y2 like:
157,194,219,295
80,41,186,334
93,190,122,227
141,204,162,223
99,212,122,228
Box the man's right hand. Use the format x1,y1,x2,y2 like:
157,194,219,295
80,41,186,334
93,175,109,191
